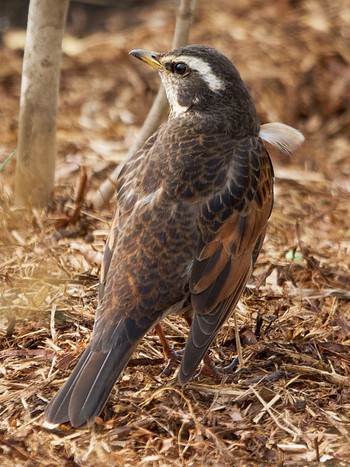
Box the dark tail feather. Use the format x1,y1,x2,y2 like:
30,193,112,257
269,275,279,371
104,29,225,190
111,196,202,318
46,345,93,425
69,343,135,427
46,323,147,427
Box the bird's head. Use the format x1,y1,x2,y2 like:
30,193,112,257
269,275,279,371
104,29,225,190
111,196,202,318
130,45,258,134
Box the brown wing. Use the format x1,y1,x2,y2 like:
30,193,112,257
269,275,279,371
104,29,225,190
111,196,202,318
97,130,160,308
179,136,274,384
46,133,165,426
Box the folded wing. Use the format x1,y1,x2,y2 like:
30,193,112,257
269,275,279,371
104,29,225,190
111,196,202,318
179,136,274,384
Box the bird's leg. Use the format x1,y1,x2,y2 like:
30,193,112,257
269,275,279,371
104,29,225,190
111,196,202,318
154,323,183,376
155,313,244,381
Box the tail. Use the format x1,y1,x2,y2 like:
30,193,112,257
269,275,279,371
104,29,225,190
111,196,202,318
46,326,143,427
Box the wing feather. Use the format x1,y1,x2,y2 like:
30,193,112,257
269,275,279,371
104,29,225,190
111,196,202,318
179,137,273,384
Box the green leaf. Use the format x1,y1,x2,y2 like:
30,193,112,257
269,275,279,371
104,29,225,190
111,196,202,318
0,150,16,172
285,250,304,262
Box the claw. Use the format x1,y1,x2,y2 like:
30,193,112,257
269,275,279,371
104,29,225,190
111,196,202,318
195,354,251,381
161,348,184,376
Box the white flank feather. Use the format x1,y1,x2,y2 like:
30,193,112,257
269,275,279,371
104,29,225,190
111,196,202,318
259,122,305,155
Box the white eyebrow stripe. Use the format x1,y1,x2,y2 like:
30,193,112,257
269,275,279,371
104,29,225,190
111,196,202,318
163,54,225,92
184,56,225,92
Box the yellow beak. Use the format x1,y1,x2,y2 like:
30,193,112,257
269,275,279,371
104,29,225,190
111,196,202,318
129,49,164,71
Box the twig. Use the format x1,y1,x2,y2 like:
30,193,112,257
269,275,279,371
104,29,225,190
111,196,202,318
247,283,350,299
90,0,196,210
50,304,57,341
55,166,88,229
251,387,301,438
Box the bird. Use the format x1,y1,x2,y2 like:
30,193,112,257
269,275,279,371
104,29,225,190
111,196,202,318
46,45,304,427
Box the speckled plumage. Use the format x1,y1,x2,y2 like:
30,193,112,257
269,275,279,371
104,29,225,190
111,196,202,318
46,45,274,427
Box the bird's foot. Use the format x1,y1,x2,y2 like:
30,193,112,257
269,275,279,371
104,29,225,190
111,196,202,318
161,348,184,377
195,354,250,381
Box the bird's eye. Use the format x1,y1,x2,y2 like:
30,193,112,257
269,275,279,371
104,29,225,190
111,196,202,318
173,62,188,75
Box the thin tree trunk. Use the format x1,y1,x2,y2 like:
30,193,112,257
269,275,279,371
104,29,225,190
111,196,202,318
15,0,69,207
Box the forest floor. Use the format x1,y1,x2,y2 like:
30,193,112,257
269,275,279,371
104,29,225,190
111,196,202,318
1,0,350,465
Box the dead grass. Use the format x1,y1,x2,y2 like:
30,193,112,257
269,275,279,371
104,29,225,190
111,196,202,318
1,0,350,465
